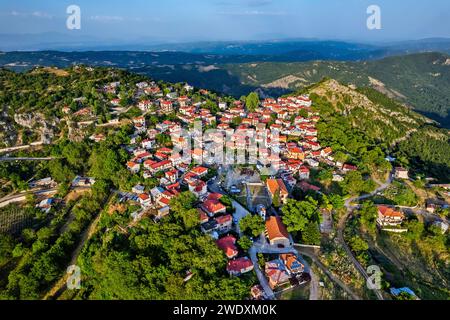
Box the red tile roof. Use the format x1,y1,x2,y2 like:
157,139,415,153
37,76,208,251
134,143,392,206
203,200,227,215
378,206,405,218
216,235,238,258
215,214,232,224
266,179,288,196
265,216,289,241
226,257,253,273
207,193,223,201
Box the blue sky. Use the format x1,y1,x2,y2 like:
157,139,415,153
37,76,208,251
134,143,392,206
1,0,450,42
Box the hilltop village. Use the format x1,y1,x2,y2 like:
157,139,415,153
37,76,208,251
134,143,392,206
1,66,448,301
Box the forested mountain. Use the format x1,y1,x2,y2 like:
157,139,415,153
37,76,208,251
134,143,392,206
300,79,450,181
225,52,450,127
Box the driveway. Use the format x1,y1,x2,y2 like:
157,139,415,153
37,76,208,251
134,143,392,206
207,178,250,236
250,238,312,300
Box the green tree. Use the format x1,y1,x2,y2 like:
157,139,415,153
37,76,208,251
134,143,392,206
0,234,15,266
257,253,266,269
349,236,369,252
231,117,242,128
359,201,378,235
404,219,424,241
245,92,259,112
302,222,321,245
281,198,321,233
237,236,253,251
239,214,265,238
329,194,345,210
272,189,281,208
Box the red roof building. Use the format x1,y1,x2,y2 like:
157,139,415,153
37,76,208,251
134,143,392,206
226,257,254,275
216,235,239,259
202,200,227,217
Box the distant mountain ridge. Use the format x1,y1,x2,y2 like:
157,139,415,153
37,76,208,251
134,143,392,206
1,35,450,58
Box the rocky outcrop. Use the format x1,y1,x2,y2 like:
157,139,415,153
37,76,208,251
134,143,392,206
13,112,58,145
0,109,18,147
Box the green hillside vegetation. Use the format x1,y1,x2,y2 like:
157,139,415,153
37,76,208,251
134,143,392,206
0,189,107,300
225,52,450,127
394,127,450,180
72,192,255,300
352,202,450,299
300,79,450,182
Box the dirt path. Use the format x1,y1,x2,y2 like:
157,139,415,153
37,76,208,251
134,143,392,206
44,193,111,300
295,246,361,300
308,266,320,300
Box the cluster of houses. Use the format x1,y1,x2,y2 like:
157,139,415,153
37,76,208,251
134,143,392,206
215,234,255,276
79,79,377,295
90,80,362,207
264,253,306,290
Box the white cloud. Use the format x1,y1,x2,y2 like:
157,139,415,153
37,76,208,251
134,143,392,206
90,15,125,22
32,11,53,19
218,10,287,16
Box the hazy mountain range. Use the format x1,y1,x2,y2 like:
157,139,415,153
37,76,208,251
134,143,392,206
1,33,450,59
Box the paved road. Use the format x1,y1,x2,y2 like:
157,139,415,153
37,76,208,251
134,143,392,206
344,171,394,209
338,171,394,301
308,264,319,300
337,211,385,300
0,186,91,208
0,188,58,208
207,178,251,236
208,175,315,300
341,171,394,299
45,192,111,300
250,239,313,300
249,245,275,300
0,141,44,154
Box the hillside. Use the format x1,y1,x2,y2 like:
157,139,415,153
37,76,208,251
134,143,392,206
0,66,449,301
302,79,450,181
306,79,427,145
0,65,448,181
1,51,449,127
225,52,450,127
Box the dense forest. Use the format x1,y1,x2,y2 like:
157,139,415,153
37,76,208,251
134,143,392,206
70,192,254,300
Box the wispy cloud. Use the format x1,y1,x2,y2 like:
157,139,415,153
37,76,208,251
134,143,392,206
89,15,151,23
215,0,272,7
90,15,125,22
218,10,287,16
247,0,272,7
31,11,53,19
5,10,54,19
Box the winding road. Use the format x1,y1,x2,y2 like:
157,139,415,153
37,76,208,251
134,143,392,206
337,171,395,301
